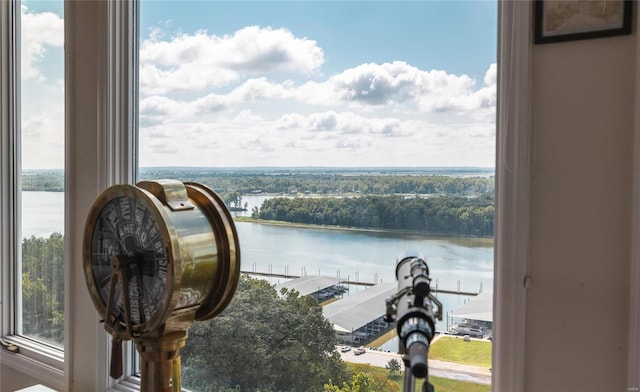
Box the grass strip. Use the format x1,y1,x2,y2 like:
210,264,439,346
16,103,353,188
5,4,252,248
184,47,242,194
429,336,492,368
345,363,490,392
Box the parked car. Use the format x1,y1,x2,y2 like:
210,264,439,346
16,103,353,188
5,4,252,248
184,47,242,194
340,346,351,353
354,347,366,355
450,322,485,338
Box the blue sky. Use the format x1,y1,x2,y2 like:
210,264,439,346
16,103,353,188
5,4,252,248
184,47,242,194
141,1,496,80
21,1,497,169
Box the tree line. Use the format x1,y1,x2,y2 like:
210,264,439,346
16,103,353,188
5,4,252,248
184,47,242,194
252,193,494,237
140,168,494,197
22,172,64,192
24,168,494,198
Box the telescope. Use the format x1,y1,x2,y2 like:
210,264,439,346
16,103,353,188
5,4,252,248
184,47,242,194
385,253,442,392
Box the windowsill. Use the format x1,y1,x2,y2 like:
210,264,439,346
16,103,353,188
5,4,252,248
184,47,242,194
108,377,140,392
0,336,64,391
108,375,198,392
15,385,58,392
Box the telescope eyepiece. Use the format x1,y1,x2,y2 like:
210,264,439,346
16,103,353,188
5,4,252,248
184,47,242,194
399,316,434,378
408,341,428,378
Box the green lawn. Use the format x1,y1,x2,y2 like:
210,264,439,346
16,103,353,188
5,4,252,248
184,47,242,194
345,363,490,392
429,336,492,368
427,376,491,392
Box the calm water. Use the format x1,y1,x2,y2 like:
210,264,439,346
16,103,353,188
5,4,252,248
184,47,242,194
22,191,65,238
22,191,494,333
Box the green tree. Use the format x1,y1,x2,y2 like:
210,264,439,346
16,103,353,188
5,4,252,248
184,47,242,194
253,194,494,236
181,276,349,392
223,191,244,210
386,359,401,376
324,368,399,392
21,233,65,345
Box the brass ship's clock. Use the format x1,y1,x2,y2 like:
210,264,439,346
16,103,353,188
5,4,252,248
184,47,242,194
83,180,240,391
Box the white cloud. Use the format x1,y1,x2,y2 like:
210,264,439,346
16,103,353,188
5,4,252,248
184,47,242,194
193,93,228,115
139,26,324,95
141,62,497,124
140,92,229,126
277,61,498,120
19,5,64,168
20,5,64,81
140,96,181,117
134,21,496,167
333,62,457,105
484,63,497,86
302,111,407,137
227,77,288,102
275,113,306,131
139,106,489,167
309,111,338,131
140,114,495,167
137,61,498,167
416,64,496,115
21,88,64,169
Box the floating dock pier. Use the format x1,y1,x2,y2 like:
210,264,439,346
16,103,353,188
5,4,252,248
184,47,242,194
241,270,479,296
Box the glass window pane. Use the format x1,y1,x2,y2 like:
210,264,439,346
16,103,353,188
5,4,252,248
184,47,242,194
138,1,496,390
19,0,65,347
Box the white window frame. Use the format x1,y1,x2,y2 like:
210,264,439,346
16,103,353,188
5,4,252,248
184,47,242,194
0,1,66,389
491,1,530,390
65,0,138,390
0,0,138,390
2,0,540,391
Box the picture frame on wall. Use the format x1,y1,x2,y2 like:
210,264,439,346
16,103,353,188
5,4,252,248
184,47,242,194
534,0,633,44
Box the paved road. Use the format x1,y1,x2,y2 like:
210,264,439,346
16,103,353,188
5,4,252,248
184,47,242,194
338,347,491,385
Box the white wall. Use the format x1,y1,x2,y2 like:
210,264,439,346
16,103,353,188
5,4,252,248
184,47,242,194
526,33,636,390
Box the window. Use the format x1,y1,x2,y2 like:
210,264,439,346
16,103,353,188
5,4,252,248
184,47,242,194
136,2,497,391
18,0,65,348
0,0,65,378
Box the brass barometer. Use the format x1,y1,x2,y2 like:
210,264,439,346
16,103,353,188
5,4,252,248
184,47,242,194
83,180,240,391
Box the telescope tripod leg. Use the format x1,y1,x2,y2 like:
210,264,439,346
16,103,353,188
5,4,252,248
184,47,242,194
403,366,416,392
403,359,435,392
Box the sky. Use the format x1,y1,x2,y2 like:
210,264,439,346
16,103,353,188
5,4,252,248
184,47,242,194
21,0,497,169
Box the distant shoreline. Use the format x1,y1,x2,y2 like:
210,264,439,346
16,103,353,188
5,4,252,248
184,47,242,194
233,216,494,247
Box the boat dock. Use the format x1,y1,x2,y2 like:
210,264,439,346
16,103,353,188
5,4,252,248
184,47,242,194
241,270,479,296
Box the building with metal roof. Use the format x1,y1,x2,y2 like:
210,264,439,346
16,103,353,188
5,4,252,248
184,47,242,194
274,275,347,302
449,291,492,323
322,282,397,345
448,291,493,338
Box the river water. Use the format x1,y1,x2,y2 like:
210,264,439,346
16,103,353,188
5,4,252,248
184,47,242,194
22,191,494,335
